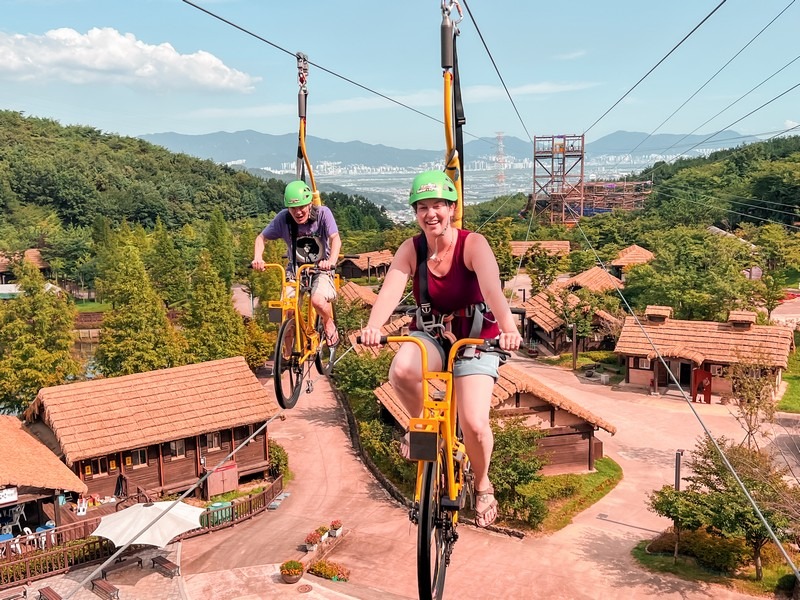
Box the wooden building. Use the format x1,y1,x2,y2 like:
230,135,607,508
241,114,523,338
339,250,394,281
509,240,571,259
338,281,379,308
0,416,87,529
615,306,794,398
609,244,654,280
374,363,616,474
0,249,49,284
23,357,279,501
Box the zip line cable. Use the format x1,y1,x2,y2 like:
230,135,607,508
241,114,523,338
582,0,728,136
561,200,800,581
619,0,796,161
662,183,800,220
181,0,494,148
461,0,533,145
63,409,287,599
657,52,800,159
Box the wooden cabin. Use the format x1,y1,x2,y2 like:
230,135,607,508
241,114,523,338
338,281,379,308
615,306,794,399
0,416,87,530
339,250,394,280
374,363,616,474
509,240,571,259
609,244,654,281
0,249,49,285
23,357,279,501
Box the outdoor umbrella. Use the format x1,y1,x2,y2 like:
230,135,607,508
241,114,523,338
91,501,205,548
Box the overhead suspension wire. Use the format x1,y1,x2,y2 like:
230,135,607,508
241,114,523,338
560,200,800,581
619,0,796,161
461,0,533,145
657,52,800,159
181,0,494,148
582,0,728,137
63,410,287,599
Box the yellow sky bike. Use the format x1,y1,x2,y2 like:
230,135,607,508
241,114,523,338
265,262,340,409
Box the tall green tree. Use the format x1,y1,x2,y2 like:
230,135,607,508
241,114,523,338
205,208,234,290
95,245,187,376
480,217,516,283
181,251,246,363
0,260,80,413
146,218,188,307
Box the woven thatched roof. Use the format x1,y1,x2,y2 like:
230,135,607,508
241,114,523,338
615,312,793,368
0,416,87,493
24,357,278,465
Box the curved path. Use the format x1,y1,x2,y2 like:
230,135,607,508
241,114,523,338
179,357,768,599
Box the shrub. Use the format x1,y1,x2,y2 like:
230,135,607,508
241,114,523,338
330,519,342,530
308,559,350,581
526,474,581,501
646,528,748,573
584,350,618,364
304,531,322,545
268,439,288,478
280,560,304,576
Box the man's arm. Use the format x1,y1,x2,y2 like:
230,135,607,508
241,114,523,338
251,233,267,271
318,232,341,271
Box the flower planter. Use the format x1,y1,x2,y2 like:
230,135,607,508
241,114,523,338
329,527,342,538
282,572,303,584
304,543,318,552
319,532,328,543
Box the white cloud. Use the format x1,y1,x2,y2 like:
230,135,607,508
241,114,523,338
0,27,259,92
784,119,799,131
193,81,596,120
553,50,586,61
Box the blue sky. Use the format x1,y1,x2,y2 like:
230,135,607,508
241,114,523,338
0,0,797,150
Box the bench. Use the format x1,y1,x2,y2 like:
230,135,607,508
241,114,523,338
101,556,143,579
0,586,27,599
37,589,61,600
90,579,118,600
151,555,180,578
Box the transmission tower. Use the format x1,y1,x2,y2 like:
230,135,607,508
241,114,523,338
495,131,506,197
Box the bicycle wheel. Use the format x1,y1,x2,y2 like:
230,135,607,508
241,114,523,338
417,453,448,600
314,313,337,376
273,318,302,409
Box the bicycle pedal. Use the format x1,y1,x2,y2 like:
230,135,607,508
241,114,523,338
306,381,314,394
441,490,465,511
409,505,419,525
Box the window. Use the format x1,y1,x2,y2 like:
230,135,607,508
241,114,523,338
638,358,651,370
710,365,724,377
206,432,221,451
128,448,148,469
89,457,108,477
170,440,186,459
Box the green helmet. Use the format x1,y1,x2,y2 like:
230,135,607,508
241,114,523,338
284,180,313,208
408,170,458,205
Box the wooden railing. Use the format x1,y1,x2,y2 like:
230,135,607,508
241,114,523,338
0,477,283,590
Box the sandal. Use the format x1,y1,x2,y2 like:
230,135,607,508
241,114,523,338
324,322,340,347
474,486,498,528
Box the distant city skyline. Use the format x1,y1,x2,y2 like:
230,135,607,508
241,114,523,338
0,1,798,151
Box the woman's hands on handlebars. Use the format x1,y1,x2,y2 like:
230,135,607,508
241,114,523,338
359,325,384,347
498,330,523,352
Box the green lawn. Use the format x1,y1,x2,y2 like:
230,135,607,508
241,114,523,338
539,457,623,533
74,300,111,312
782,267,800,289
632,541,797,597
778,332,800,413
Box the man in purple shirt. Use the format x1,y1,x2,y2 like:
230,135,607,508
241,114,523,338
252,180,342,346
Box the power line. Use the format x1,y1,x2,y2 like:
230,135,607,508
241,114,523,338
583,0,729,136
621,0,796,159
181,0,494,147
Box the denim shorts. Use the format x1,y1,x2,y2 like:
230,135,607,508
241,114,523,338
409,330,501,380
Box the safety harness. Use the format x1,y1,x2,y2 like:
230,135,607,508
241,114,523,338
415,234,492,358
284,205,320,276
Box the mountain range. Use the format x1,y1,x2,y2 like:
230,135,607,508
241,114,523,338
138,129,760,172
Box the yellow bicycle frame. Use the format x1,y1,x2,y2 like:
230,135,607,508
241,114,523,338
385,336,484,522
263,263,339,364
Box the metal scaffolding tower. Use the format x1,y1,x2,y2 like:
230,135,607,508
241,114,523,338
533,134,585,226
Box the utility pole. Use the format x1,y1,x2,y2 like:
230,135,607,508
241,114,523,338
571,323,577,371
675,449,685,490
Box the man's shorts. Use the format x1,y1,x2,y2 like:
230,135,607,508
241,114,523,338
409,330,501,380
283,271,337,302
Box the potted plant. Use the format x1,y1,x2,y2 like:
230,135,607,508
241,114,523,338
304,530,322,551
316,525,330,542
280,560,304,584
329,519,343,537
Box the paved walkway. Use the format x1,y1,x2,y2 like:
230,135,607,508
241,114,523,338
25,355,784,599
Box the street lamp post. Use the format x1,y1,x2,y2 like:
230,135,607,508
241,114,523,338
675,449,685,490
